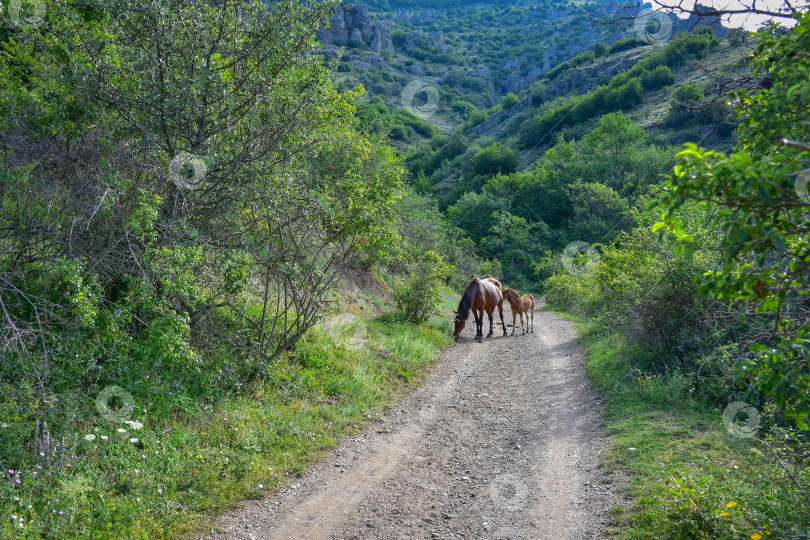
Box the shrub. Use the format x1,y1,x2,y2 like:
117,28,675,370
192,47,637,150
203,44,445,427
641,65,675,90
667,82,705,125
389,125,408,140
608,37,646,55
393,251,454,323
590,42,608,57
500,92,519,109
473,143,518,177
544,273,598,313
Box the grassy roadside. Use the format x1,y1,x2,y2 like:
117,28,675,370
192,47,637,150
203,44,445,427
549,309,808,540
0,311,453,539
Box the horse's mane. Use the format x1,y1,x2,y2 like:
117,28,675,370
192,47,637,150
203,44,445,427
456,278,480,321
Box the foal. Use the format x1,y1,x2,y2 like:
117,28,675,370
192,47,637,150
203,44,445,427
502,288,535,335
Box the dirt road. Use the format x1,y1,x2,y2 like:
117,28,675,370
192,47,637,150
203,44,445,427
205,303,621,540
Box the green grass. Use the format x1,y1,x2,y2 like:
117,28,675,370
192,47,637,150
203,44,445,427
551,311,810,540
0,313,453,539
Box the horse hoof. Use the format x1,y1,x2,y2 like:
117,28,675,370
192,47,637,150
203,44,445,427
477,338,483,343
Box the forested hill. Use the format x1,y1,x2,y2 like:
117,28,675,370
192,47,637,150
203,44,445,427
1,0,808,537
324,0,745,289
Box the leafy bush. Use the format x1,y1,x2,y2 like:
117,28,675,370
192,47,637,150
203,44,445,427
545,50,595,81
544,273,598,313
500,92,519,109
641,65,675,90
473,142,518,177
393,251,454,323
389,124,408,140
656,12,810,426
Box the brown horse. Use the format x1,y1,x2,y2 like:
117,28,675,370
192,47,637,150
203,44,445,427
502,288,535,336
453,276,508,343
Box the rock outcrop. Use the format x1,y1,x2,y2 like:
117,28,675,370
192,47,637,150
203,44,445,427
317,3,395,52
674,3,729,37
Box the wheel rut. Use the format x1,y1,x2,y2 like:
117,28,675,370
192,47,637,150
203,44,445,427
205,302,621,540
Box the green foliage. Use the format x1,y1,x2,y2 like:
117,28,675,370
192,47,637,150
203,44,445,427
641,65,675,90
655,12,810,427
451,100,477,118
519,29,719,148
565,181,632,243
500,92,519,109
608,37,647,55
545,50,595,81
479,210,550,286
393,189,480,285
544,273,598,312
590,42,608,58
393,252,454,323
558,319,810,540
355,96,436,140
668,82,705,119
473,142,518,177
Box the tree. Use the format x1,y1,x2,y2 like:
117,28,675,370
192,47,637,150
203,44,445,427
0,0,404,382
655,12,810,427
473,143,518,177
565,181,632,243
500,92,519,109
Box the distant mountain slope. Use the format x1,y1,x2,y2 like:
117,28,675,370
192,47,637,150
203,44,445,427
319,1,749,210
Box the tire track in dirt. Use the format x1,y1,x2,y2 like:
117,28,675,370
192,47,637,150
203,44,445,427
204,302,622,540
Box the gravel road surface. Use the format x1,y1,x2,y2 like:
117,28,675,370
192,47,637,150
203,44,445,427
204,302,621,540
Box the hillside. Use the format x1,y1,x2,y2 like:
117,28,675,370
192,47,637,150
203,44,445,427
321,1,750,288
2,1,807,538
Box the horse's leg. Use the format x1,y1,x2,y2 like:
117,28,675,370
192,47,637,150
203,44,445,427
521,311,526,334
475,309,484,342
486,308,494,338
511,309,516,336
530,303,535,333
498,300,508,336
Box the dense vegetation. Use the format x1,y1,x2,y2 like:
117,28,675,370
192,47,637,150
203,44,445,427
542,13,810,538
2,0,808,537
337,1,809,537
0,0,470,537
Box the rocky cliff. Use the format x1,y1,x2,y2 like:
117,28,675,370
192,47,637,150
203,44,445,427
317,3,395,52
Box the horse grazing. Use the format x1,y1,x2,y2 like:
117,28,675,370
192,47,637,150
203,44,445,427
453,276,508,343
502,288,535,336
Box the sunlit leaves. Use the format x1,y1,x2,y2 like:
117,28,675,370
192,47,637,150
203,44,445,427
654,12,810,425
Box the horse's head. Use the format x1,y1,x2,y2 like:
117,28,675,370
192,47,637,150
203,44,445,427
452,310,464,338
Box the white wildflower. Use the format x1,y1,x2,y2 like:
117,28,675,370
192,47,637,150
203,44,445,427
84,434,96,441
129,438,138,444
117,428,126,433
100,435,109,440
124,420,144,430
